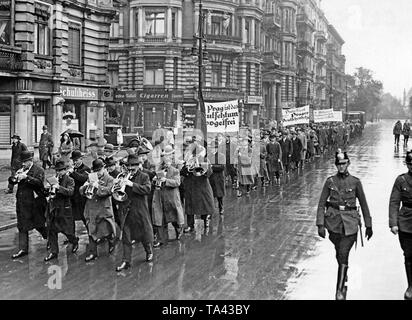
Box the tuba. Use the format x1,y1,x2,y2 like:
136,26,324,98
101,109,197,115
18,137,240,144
138,136,153,151
111,168,132,202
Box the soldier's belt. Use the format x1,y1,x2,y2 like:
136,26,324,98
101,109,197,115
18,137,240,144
328,202,357,211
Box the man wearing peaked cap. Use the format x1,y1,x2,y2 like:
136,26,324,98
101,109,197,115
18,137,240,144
39,125,54,170
389,150,412,300
316,149,373,300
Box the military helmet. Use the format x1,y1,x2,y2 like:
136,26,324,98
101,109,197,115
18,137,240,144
335,149,350,165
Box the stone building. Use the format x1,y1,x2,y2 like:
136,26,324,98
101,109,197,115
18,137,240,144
0,0,115,150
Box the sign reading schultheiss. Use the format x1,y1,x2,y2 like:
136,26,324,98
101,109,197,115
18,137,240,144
282,105,310,127
314,108,335,123
205,100,239,133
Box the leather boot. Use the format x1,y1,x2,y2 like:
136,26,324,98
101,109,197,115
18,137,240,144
335,264,348,300
404,262,412,300
174,226,183,240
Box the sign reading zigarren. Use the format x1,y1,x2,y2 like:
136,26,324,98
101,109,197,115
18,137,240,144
282,105,310,127
60,86,99,100
114,90,184,102
206,100,239,133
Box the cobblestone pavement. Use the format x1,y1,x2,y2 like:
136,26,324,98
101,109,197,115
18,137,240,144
0,120,406,300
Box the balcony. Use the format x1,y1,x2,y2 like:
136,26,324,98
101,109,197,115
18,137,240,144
205,34,242,47
263,13,281,30
144,35,166,43
263,50,281,66
315,75,326,84
296,13,315,30
0,45,23,72
297,41,315,56
315,31,327,42
298,68,314,79
315,52,327,63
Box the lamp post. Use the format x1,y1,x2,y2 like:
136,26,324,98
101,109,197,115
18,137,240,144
194,0,207,147
345,78,348,114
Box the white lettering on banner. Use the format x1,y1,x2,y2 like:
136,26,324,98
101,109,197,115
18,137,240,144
314,108,335,123
205,100,239,133
282,105,310,127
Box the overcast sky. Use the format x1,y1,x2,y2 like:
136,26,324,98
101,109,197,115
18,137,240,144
321,0,412,99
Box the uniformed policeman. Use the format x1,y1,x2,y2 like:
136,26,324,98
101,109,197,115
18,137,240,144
389,151,412,300
316,149,373,300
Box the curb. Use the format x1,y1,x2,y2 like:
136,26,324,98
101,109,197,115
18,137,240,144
0,221,17,232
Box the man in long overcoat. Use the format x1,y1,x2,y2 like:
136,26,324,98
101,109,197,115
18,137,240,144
69,150,90,235
394,120,403,146
44,160,79,261
80,159,116,262
6,134,28,194
105,156,121,228
116,153,154,271
39,125,54,169
208,143,226,215
266,134,282,185
279,130,293,174
152,152,184,246
290,130,303,170
182,137,214,233
10,151,47,259
316,150,373,300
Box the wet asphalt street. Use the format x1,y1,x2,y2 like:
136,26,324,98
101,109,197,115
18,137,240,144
0,119,408,300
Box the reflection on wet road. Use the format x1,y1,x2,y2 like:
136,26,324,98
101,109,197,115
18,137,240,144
0,120,407,299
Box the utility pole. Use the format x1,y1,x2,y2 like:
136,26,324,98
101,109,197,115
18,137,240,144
345,79,348,114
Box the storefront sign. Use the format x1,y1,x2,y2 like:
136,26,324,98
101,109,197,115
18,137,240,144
114,90,184,102
282,105,310,127
203,90,244,101
314,108,335,123
246,96,263,104
60,86,99,100
206,100,239,133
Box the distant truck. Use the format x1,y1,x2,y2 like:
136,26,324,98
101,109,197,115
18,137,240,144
343,111,366,128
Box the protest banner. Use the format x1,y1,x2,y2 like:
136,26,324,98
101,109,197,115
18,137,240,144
282,105,310,127
314,108,335,123
205,100,239,133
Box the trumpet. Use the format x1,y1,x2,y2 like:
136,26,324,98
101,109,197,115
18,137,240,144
85,172,99,200
137,136,153,151
111,169,133,202
10,167,29,184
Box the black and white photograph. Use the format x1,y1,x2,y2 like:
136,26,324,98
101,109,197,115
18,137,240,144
0,0,412,309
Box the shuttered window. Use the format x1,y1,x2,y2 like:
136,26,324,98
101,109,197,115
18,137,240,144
68,24,81,65
0,98,11,145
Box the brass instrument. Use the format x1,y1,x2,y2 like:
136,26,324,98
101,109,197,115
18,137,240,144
10,167,30,184
85,172,99,200
185,156,208,176
111,168,133,202
138,136,153,151
154,164,167,190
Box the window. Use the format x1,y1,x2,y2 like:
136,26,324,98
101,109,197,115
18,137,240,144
173,57,178,89
246,63,251,94
145,11,165,35
255,63,260,95
211,62,222,87
211,16,221,36
0,0,11,45
68,23,81,65
144,58,164,86
226,63,231,87
171,11,176,37
34,2,51,55
245,19,250,43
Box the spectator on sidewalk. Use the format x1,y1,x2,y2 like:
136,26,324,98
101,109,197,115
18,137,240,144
59,132,73,164
39,125,54,170
394,120,402,146
6,133,28,194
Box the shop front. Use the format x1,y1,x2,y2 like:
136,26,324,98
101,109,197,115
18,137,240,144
60,84,104,151
110,90,184,144
244,95,263,130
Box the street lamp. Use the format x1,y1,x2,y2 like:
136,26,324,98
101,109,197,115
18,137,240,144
193,0,207,148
